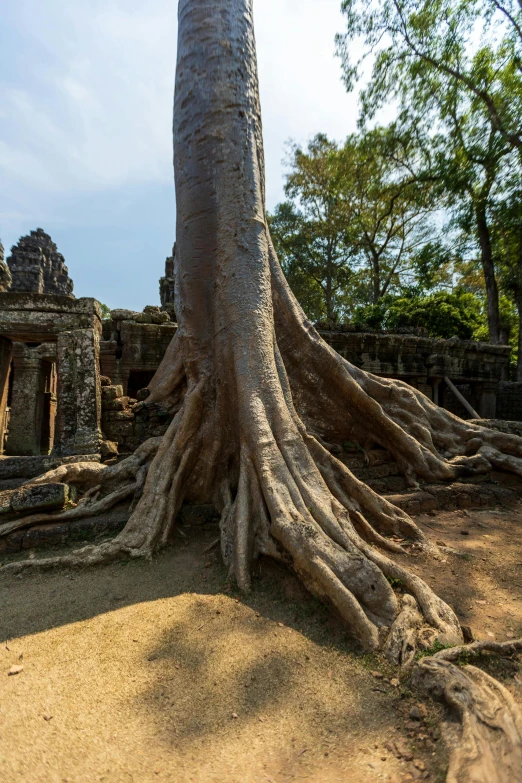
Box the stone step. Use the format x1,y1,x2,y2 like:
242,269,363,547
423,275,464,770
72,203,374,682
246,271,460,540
0,483,70,521
0,454,100,481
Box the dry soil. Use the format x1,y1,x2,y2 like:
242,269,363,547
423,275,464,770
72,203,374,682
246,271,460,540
1,504,521,783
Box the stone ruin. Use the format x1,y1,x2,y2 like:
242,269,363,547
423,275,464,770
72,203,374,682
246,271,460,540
159,243,176,319
0,227,521,551
6,228,74,297
0,241,12,293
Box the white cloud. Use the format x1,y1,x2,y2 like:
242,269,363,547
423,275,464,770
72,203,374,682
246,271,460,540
1,0,358,208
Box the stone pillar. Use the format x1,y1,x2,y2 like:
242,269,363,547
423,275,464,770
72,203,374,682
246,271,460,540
0,337,12,453
477,381,498,420
55,328,102,455
6,343,44,456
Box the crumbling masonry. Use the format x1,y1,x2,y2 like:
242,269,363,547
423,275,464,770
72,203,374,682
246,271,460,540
0,229,519,469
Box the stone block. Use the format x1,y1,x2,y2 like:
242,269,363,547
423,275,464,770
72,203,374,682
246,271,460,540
102,397,129,411
100,440,119,460
152,311,171,324
368,463,398,479
135,312,152,324
343,455,366,470
406,500,421,515
23,523,70,549
0,530,25,554
110,309,139,321
366,449,393,466
417,492,438,513
55,327,102,456
10,483,69,514
101,385,124,401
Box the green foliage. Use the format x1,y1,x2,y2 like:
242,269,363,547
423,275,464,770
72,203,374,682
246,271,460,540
353,291,486,340
338,0,522,370
415,639,454,660
270,130,440,321
98,302,111,320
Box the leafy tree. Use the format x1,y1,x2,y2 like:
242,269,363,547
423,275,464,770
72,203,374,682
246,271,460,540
98,302,112,320
337,0,522,345
353,290,486,339
337,0,522,153
490,176,522,377
270,129,439,320
269,136,358,321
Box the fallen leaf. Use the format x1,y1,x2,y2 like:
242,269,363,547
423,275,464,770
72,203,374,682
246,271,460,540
8,665,23,676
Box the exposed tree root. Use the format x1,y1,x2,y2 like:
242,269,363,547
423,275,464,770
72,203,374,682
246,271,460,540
0,438,162,540
414,640,522,783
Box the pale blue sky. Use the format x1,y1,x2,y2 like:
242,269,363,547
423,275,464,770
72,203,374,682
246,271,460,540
0,0,361,310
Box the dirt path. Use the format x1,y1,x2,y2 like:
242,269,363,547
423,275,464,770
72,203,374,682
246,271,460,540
1,504,521,783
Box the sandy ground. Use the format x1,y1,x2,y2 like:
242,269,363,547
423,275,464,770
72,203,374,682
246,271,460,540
1,503,521,783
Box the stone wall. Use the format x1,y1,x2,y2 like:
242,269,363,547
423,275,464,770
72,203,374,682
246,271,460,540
100,382,172,454
0,294,103,456
100,307,175,397
496,382,522,422
320,330,510,419
7,229,74,296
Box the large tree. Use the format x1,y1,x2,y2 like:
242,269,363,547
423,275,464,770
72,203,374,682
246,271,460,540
338,0,522,345
2,2,522,778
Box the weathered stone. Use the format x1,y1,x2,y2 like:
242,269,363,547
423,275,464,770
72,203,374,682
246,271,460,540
101,385,124,401
135,312,152,324
7,229,73,296
100,440,118,460
6,342,57,456
0,241,12,292
110,309,139,322
159,243,176,319
0,482,69,516
102,398,129,411
23,522,70,549
54,328,102,455
0,454,100,480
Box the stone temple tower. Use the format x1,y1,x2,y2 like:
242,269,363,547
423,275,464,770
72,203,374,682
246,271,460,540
159,242,176,320
7,228,74,296
0,241,13,292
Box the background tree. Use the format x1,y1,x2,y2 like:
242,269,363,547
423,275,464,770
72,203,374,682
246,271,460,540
269,136,358,322
271,128,439,320
490,172,522,377
337,0,522,349
353,290,485,339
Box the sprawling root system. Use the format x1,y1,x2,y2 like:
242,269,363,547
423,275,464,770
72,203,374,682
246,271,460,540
3,272,522,661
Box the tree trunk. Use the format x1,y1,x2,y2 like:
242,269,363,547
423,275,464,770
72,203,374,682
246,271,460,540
475,203,501,344
4,4,522,778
